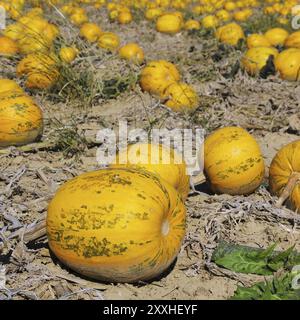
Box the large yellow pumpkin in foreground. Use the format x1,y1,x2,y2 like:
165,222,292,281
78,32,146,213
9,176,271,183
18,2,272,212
269,140,300,213
110,143,190,201
140,60,181,96
47,168,186,283
0,90,43,147
204,127,265,195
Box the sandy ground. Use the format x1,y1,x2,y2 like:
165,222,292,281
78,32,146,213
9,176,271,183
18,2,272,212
0,6,300,300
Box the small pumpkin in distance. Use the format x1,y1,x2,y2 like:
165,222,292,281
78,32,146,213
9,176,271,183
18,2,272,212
59,47,78,64
264,28,289,47
204,126,265,195
163,82,199,113
79,23,102,43
98,32,120,51
269,140,300,212
216,9,231,22
145,8,163,20
118,43,144,64
241,46,279,76
284,31,300,49
47,167,186,283
215,22,245,46
69,12,89,26
246,34,272,48
17,52,60,90
184,19,200,31
275,48,300,81
202,15,219,29
118,11,133,24
140,60,181,96
110,143,190,201
156,13,182,34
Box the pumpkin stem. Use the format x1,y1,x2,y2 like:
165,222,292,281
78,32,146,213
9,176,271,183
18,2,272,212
276,172,300,208
190,172,207,194
191,172,206,186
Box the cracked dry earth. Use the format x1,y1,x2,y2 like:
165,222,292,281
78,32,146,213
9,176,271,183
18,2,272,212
1,8,300,300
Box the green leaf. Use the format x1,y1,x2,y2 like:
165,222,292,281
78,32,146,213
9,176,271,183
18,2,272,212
231,272,300,300
268,245,295,271
215,251,274,275
212,241,300,276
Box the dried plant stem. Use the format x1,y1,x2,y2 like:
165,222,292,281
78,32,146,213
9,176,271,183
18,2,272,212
276,172,300,208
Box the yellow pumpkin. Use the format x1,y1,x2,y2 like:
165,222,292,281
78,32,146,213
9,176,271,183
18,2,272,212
204,127,265,195
163,82,199,112
216,9,231,22
215,22,245,46
269,140,300,212
3,23,23,41
233,9,252,22
264,28,289,47
241,46,279,76
275,48,300,81
0,79,23,95
47,168,186,283
17,53,59,90
118,11,133,24
110,143,190,201
59,47,78,64
202,15,219,29
69,12,89,26
0,36,19,56
140,60,180,96
284,31,300,49
156,14,182,34
224,1,236,11
79,23,102,43
246,34,272,48
184,19,201,31
98,32,120,51
145,8,163,20
0,92,43,147
118,43,144,64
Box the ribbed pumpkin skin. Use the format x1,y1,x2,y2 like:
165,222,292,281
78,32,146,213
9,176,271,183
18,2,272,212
47,168,186,283
0,92,43,147
269,140,300,212
110,143,190,201
204,127,265,195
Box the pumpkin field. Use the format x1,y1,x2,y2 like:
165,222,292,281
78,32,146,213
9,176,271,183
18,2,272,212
1,0,300,300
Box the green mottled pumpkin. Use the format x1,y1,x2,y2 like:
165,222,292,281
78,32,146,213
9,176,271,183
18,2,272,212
0,88,43,147
204,126,265,195
47,167,186,283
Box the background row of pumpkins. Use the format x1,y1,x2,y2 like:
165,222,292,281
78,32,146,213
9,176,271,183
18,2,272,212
1,0,300,92
1,79,299,282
